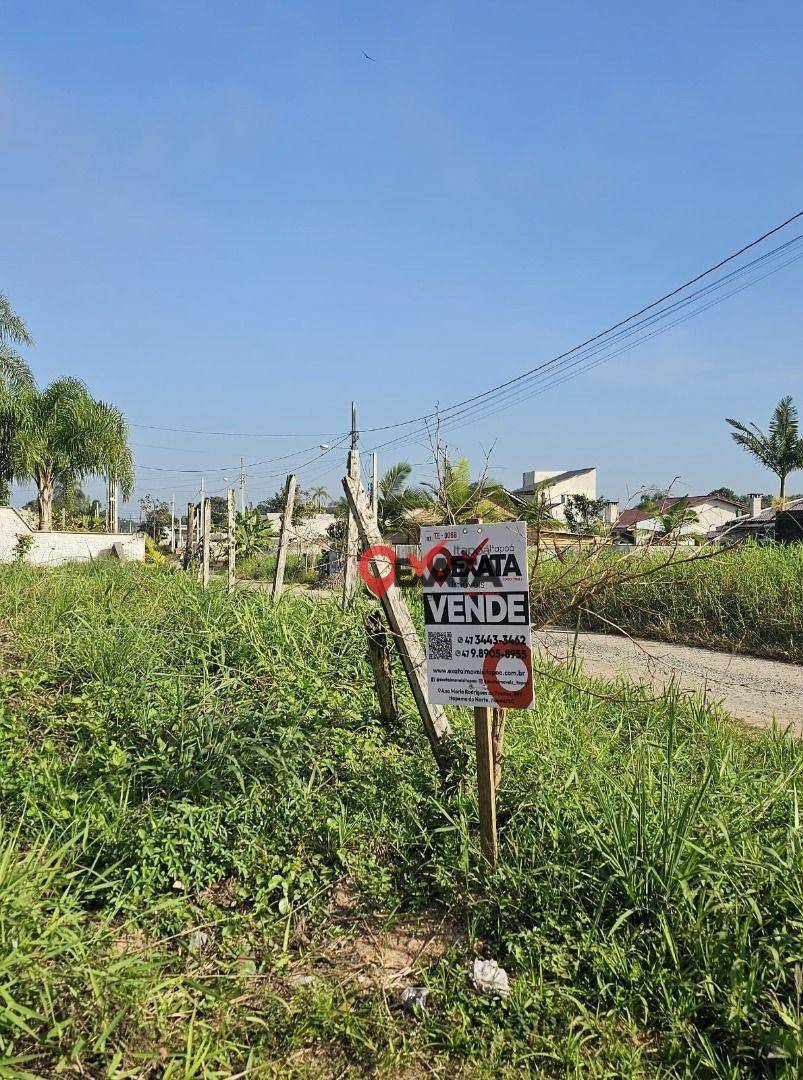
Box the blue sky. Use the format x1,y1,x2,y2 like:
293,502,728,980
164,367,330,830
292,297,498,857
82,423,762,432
2,1,802,514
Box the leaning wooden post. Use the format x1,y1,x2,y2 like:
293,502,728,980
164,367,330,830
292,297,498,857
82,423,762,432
342,474,454,776
271,474,297,600
201,498,211,589
227,487,236,593
183,502,196,571
342,402,360,608
364,611,399,729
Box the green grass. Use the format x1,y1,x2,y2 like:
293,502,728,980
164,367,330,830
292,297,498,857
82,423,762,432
531,541,803,662
0,562,802,1075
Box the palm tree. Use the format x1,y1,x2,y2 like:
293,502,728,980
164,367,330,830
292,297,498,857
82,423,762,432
11,378,133,530
726,397,803,504
423,457,510,524
310,485,331,510
375,461,430,533
654,498,701,540
0,293,35,505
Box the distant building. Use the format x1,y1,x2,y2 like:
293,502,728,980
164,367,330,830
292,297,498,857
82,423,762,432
612,493,746,543
716,497,803,544
510,468,598,523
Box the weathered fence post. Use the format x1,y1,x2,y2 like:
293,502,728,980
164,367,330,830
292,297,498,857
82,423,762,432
227,487,236,593
271,474,297,600
364,610,399,728
183,502,196,571
474,707,499,866
202,498,211,589
341,474,454,777
342,402,360,608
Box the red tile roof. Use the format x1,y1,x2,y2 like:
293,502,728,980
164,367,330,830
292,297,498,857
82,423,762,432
613,494,746,530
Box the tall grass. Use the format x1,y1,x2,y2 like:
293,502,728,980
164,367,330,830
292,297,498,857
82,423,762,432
531,541,803,661
0,561,802,1073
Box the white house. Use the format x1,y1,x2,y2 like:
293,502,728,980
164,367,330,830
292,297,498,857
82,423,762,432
510,468,598,523
612,494,747,541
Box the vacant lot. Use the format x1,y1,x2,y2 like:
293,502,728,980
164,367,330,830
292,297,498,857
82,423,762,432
531,542,803,662
1,563,803,1076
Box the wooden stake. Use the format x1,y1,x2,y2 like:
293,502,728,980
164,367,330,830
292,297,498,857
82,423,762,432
271,473,297,600
474,707,498,865
202,498,211,589
227,487,236,593
184,502,196,571
492,708,506,791
342,402,360,607
371,451,378,523
107,474,118,532
342,474,453,776
364,611,399,729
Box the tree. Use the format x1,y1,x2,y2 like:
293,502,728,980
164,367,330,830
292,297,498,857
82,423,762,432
727,396,803,503
208,495,229,527
0,293,35,505
139,495,171,540
657,498,700,539
309,485,331,510
258,486,314,525
10,378,133,530
708,486,739,502
375,461,430,533
235,507,276,558
423,456,509,524
563,494,608,534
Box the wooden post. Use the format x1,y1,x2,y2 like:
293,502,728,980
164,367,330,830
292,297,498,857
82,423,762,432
474,707,498,865
492,708,506,791
107,474,118,532
202,498,211,589
170,496,176,553
183,502,196,571
271,473,297,600
371,451,379,523
342,402,360,608
342,474,453,776
227,487,236,593
364,611,399,728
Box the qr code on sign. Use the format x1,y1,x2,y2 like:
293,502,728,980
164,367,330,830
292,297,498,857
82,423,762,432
428,631,452,660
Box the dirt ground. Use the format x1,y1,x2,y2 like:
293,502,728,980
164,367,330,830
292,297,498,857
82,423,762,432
536,626,803,735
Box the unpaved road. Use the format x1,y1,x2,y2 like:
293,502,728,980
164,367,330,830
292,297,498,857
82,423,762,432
536,627,803,734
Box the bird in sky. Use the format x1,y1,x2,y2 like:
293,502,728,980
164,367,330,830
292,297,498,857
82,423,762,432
362,50,376,62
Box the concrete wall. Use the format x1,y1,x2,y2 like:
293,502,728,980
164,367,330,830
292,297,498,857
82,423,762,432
0,507,145,566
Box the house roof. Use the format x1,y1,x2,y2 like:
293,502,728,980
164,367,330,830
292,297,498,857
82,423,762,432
729,496,803,525
511,468,595,495
612,494,747,531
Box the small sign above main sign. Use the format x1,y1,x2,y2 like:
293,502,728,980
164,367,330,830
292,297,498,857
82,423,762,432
421,521,535,710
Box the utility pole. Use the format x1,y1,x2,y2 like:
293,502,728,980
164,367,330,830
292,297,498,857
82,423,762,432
170,496,176,553
371,451,379,524
239,457,246,513
342,401,360,607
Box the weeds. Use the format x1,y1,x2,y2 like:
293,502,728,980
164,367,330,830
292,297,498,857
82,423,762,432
532,541,803,661
0,561,802,1074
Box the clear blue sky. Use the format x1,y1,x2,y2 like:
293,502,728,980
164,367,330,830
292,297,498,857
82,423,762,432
3,1,802,513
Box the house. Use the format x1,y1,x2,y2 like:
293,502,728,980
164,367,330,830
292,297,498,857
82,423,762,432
717,497,803,544
510,468,598,523
612,493,747,543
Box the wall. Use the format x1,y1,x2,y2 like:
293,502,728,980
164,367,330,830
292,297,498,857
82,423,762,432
0,507,145,566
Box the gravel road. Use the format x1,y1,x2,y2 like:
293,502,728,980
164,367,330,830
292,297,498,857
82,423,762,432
536,627,803,734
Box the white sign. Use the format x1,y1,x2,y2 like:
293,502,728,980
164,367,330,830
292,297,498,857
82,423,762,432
421,521,534,709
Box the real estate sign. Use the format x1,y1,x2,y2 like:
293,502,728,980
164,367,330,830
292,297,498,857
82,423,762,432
421,521,534,709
